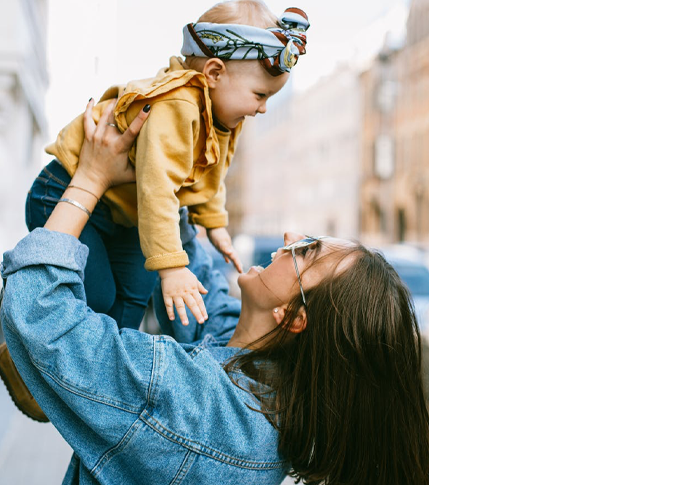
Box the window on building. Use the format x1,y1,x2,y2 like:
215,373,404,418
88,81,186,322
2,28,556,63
397,208,407,242
374,135,394,180
376,80,397,113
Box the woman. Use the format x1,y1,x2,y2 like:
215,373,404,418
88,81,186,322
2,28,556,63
0,102,428,484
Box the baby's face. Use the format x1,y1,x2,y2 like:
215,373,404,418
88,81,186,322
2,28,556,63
209,60,290,130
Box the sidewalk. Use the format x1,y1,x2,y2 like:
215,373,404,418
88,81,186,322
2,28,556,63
0,385,72,484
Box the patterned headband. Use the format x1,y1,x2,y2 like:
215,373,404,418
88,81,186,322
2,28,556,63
181,7,310,76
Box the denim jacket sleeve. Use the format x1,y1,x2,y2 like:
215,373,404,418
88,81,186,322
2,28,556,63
0,227,286,482
0,228,158,452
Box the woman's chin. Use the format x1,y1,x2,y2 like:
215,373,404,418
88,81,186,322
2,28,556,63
237,266,263,291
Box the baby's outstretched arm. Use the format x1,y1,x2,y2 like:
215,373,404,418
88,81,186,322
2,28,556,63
158,266,208,325
206,227,243,273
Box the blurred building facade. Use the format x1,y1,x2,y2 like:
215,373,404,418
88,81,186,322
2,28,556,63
359,44,400,247
227,64,362,239
360,0,429,247
225,0,428,247
0,0,49,255
394,0,429,244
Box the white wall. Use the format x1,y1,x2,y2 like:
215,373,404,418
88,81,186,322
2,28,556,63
0,0,48,256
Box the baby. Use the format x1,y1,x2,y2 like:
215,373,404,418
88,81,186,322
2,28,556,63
28,0,310,328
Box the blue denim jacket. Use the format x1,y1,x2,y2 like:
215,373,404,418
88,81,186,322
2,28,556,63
0,220,288,484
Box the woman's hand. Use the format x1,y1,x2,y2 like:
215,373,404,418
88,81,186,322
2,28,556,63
44,98,150,238
71,98,150,198
158,266,209,325
206,227,243,273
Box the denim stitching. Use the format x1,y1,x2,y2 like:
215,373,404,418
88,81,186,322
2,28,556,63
188,334,218,359
36,165,69,218
42,176,49,218
27,354,142,413
183,335,217,359
41,167,69,188
90,418,145,477
147,336,165,409
189,345,204,358
40,369,140,412
169,450,196,485
39,195,60,204
140,410,287,469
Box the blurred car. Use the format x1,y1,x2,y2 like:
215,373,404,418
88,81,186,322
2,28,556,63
379,245,429,339
233,234,285,270
380,245,429,400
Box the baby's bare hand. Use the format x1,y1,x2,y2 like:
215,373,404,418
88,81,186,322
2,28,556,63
207,227,243,273
159,267,208,325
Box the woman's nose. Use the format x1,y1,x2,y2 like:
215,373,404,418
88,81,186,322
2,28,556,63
283,232,305,247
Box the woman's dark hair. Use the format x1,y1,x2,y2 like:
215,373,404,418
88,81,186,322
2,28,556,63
225,242,429,484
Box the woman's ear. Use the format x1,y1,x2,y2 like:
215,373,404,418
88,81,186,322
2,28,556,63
289,307,307,334
202,58,226,88
272,307,307,334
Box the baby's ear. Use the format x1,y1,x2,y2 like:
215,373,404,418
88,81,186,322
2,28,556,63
202,58,226,87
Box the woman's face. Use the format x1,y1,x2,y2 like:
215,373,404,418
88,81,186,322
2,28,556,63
237,232,354,310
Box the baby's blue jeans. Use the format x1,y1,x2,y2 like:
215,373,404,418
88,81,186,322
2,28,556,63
25,160,157,330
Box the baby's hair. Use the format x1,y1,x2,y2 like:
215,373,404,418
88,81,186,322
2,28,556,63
185,0,281,72
198,0,280,29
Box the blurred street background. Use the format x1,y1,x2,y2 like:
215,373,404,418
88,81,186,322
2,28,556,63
0,0,428,481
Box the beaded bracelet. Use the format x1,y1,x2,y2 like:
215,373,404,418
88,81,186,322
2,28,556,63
58,198,92,217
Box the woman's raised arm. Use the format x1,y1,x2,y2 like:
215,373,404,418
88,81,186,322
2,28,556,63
44,98,150,238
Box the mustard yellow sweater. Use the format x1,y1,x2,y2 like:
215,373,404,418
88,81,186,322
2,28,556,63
46,57,242,271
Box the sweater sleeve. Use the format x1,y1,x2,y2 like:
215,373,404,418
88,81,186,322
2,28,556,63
135,99,201,271
187,178,228,229
0,228,243,471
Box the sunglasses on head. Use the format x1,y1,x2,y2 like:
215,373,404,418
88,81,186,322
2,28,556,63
272,236,327,306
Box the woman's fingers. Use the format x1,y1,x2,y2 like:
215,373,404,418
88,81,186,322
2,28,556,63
83,98,96,140
82,98,149,154
119,105,150,151
94,99,116,139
